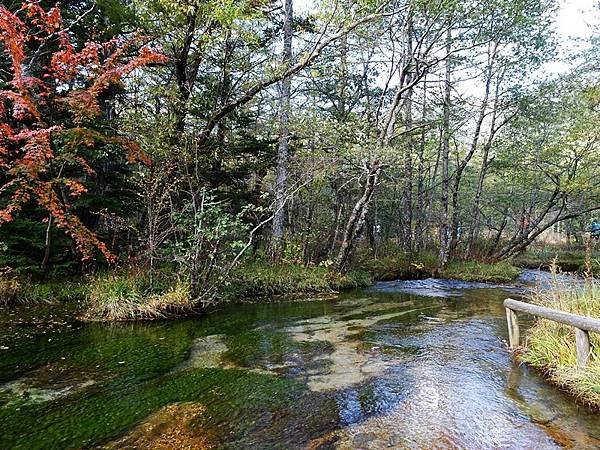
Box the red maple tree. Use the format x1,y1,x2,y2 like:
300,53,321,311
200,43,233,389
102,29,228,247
0,1,165,261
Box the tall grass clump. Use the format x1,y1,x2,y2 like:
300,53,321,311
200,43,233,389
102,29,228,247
0,267,88,305
83,271,193,321
521,271,600,407
0,272,21,305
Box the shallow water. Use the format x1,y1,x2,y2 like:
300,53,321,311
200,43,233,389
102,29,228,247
1,273,599,449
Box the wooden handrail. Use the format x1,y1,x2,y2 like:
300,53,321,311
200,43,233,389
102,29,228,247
504,298,600,369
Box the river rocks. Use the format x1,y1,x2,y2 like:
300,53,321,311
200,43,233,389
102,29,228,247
103,402,214,449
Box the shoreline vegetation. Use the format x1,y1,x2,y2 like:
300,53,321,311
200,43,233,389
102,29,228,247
1,247,596,323
520,274,600,409
0,249,562,321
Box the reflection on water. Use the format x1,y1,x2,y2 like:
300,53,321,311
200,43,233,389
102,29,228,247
1,270,599,449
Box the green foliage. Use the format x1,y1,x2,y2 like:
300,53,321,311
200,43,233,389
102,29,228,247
521,282,600,407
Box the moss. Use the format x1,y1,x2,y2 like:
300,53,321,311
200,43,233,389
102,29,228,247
222,327,334,368
520,282,600,408
0,368,301,449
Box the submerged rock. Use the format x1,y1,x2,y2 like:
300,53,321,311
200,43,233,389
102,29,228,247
286,301,438,392
174,334,229,371
103,402,215,449
0,376,94,407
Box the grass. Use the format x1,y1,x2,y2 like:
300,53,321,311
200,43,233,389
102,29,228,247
513,247,600,275
360,252,520,283
225,261,372,300
360,252,438,281
441,260,520,283
82,262,372,321
83,271,193,321
0,275,88,306
520,277,600,408
3,250,522,321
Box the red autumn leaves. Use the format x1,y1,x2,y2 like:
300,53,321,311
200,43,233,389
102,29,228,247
0,1,165,261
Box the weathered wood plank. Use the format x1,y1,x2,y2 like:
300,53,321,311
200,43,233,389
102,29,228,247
505,307,520,348
575,328,591,369
503,299,600,334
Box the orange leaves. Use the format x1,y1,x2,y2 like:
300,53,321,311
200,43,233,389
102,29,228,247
0,2,162,263
0,6,26,82
64,179,88,197
21,1,62,34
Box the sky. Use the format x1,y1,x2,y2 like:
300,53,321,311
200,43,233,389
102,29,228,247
546,0,600,75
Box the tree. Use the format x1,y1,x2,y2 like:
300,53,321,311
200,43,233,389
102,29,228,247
271,0,294,258
0,1,165,262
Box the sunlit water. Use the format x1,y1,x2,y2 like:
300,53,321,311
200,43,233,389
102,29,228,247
1,271,599,449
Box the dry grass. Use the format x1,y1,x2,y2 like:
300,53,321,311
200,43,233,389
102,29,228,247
0,276,21,305
83,272,194,321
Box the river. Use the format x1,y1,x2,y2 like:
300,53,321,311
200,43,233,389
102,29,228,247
1,270,599,448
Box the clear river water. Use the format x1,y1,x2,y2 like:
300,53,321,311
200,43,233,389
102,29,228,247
1,270,599,449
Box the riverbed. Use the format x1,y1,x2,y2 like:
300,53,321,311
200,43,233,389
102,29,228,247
1,271,599,448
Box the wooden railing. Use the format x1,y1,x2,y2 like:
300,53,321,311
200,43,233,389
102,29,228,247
504,298,600,369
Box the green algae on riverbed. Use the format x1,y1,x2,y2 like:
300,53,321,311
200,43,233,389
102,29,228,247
2,278,600,449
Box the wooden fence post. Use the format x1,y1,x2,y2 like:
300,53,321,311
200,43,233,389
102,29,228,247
505,307,519,348
575,328,591,369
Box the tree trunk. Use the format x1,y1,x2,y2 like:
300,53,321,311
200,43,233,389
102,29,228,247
449,42,497,254
336,161,383,274
414,76,427,251
400,20,414,252
438,28,452,269
271,0,293,258
41,215,53,275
